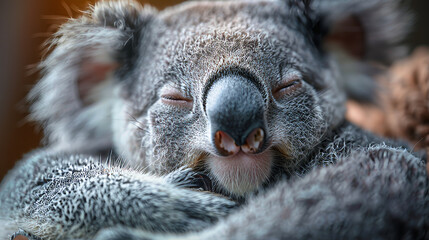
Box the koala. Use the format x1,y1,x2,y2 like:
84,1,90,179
0,0,428,239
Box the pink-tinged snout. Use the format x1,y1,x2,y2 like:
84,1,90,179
215,128,265,156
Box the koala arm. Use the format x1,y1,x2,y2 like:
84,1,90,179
0,151,236,240
100,146,428,240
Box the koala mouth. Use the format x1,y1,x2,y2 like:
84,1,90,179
207,150,273,197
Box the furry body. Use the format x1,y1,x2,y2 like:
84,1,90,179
0,0,428,239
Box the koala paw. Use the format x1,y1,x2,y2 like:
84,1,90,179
165,167,213,192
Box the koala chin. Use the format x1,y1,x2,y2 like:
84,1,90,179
208,151,274,196
0,0,428,239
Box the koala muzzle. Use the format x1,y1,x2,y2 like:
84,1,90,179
205,75,267,156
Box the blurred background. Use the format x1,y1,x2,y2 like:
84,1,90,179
0,0,428,180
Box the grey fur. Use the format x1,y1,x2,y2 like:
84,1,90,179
1,0,427,239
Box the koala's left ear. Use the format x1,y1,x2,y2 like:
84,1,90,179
308,0,411,63
29,1,157,152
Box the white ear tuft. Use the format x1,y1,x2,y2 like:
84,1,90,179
29,1,157,153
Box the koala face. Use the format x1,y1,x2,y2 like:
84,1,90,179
32,0,408,198
112,1,345,197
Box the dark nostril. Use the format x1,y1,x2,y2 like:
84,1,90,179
214,130,240,156
241,128,265,154
214,128,265,156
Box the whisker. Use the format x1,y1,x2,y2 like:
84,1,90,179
61,1,73,18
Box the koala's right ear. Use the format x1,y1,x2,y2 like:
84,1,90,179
29,0,157,152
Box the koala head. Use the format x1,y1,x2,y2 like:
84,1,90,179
30,0,410,197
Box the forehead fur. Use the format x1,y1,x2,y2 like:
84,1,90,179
157,0,316,63
161,1,289,25
131,0,322,100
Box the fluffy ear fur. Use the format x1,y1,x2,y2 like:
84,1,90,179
299,0,412,102
29,0,156,153
310,0,412,63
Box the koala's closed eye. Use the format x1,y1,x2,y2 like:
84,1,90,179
160,87,193,108
273,77,302,99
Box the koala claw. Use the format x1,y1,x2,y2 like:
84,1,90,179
165,167,213,191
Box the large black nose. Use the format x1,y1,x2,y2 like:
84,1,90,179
205,74,266,156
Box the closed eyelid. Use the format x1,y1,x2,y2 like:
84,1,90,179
273,78,301,92
160,86,193,108
274,69,302,89
272,71,303,99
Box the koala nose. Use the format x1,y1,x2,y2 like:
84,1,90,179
205,74,267,156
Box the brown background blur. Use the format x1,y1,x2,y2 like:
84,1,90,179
0,0,428,181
